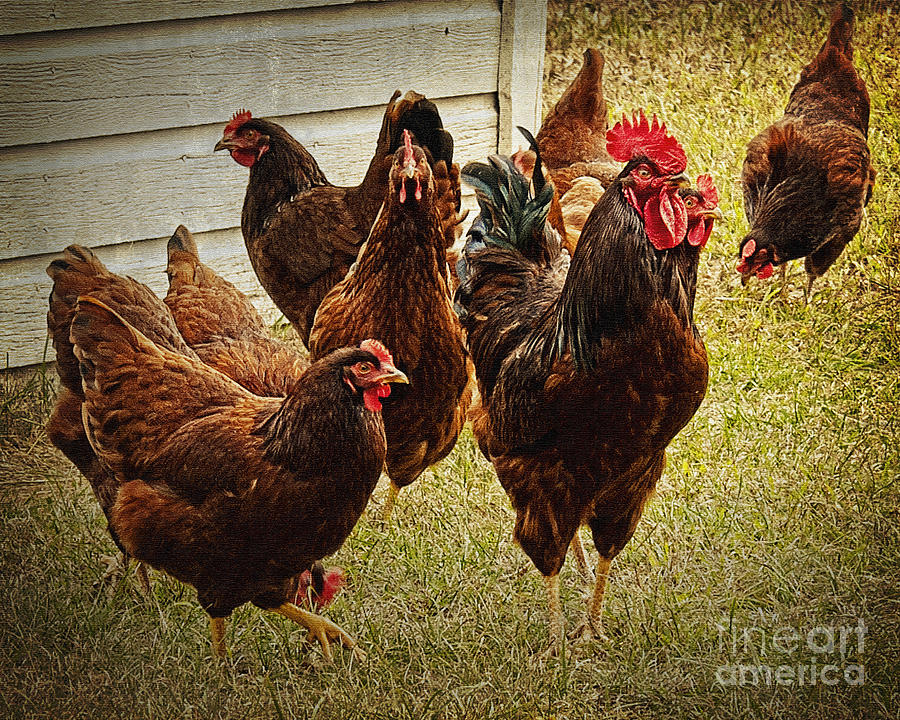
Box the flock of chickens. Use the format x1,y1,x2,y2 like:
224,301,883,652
43,4,873,661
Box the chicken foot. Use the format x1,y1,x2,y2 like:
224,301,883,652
274,602,366,662
570,556,612,643
95,553,151,595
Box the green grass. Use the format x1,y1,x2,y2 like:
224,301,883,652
2,1,899,717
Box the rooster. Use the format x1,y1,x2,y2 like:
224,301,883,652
309,130,471,519
70,297,407,660
455,114,710,655
737,3,875,300
164,225,308,398
215,91,456,346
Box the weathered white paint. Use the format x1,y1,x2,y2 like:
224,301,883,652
0,0,546,369
0,93,498,261
497,0,547,153
2,0,388,36
0,0,501,147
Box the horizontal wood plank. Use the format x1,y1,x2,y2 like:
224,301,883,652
1,0,386,36
0,0,500,147
1,192,481,368
0,228,274,369
0,93,498,262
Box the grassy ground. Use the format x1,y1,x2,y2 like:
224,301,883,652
2,1,899,717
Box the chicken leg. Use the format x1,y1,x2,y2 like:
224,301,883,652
210,617,227,658
569,532,595,584
541,573,564,658
804,273,816,305
571,556,612,643
274,602,366,662
381,480,401,521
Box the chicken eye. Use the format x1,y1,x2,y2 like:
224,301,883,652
684,197,696,208
636,166,651,179
357,362,373,374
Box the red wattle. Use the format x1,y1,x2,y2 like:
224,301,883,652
688,219,713,247
399,182,407,204
232,149,257,167
363,383,392,412
644,192,686,250
415,177,422,201
757,262,774,280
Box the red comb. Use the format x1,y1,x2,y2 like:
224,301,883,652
606,110,686,175
696,173,719,206
360,339,393,366
224,109,252,135
402,128,415,166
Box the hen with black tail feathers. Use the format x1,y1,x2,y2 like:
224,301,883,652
454,115,713,656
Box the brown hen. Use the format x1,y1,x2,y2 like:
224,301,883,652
309,131,472,519
164,225,308,398
71,297,407,660
738,3,875,300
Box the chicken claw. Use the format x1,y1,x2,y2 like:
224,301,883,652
274,602,366,662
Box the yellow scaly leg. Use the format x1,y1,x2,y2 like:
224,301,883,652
210,617,226,658
381,480,401,521
541,573,564,659
569,532,595,584
572,556,612,643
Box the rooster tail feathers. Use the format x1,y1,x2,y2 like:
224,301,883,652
826,3,855,58
516,126,547,195
461,148,555,262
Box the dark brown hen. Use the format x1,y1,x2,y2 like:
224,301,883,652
455,115,711,655
309,131,472,519
738,3,875,299
71,297,407,660
216,91,457,346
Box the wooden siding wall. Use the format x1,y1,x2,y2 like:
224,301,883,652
0,0,546,368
